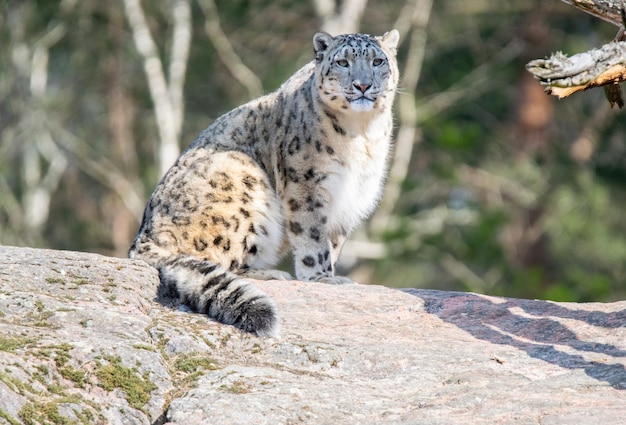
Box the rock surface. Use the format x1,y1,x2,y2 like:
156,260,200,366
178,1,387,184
0,245,625,424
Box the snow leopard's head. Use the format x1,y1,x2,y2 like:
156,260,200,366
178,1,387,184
313,30,399,113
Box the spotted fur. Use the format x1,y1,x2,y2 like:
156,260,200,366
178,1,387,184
129,30,400,337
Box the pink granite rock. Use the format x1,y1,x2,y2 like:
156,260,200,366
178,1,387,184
0,245,624,424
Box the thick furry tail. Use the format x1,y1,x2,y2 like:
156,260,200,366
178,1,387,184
157,256,279,338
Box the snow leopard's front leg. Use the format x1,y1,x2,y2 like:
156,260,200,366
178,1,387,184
318,232,353,284
283,184,352,284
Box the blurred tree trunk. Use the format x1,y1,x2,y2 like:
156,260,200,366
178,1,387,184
504,11,556,287
123,0,191,176
514,12,554,155
313,0,368,34
25,26,67,234
106,5,142,256
3,4,68,245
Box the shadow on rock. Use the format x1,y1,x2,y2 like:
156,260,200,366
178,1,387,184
404,289,626,389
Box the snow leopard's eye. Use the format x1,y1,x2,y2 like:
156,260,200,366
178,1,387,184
336,59,349,68
373,58,384,66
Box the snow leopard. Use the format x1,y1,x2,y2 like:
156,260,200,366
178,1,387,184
129,29,400,337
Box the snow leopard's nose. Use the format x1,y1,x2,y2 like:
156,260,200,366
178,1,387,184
353,82,371,93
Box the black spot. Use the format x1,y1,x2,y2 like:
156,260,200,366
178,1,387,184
248,223,257,234
222,239,231,251
242,175,256,189
249,245,258,255
309,227,320,242
231,215,240,232
323,109,347,136
172,215,191,225
194,238,208,251
305,195,324,211
288,199,301,212
290,221,303,235
286,167,299,183
304,168,316,181
302,256,315,267
240,208,250,218
213,236,223,246
325,145,335,155
229,260,240,271
211,215,231,229
332,122,346,136
305,195,315,211
136,244,150,254
287,136,301,155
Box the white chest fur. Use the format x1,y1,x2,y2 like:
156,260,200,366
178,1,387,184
323,114,391,234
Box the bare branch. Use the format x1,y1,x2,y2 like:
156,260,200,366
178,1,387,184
528,0,626,106
0,177,24,233
30,24,65,97
559,0,626,27
198,0,263,99
526,41,626,105
458,165,538,208
419,40,525,120
24,131,68,229
46,118,146,220
440,252,494,293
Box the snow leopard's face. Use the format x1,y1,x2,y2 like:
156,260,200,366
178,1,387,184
313,30,399,113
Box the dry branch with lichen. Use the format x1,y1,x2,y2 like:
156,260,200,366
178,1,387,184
526,0,626,108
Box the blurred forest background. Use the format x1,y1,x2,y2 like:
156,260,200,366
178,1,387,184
1,0,625,302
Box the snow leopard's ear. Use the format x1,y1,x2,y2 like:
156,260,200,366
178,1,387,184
379,29,400,55
313,32,334,62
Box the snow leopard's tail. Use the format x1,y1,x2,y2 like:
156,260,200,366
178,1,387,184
155,255,279,338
